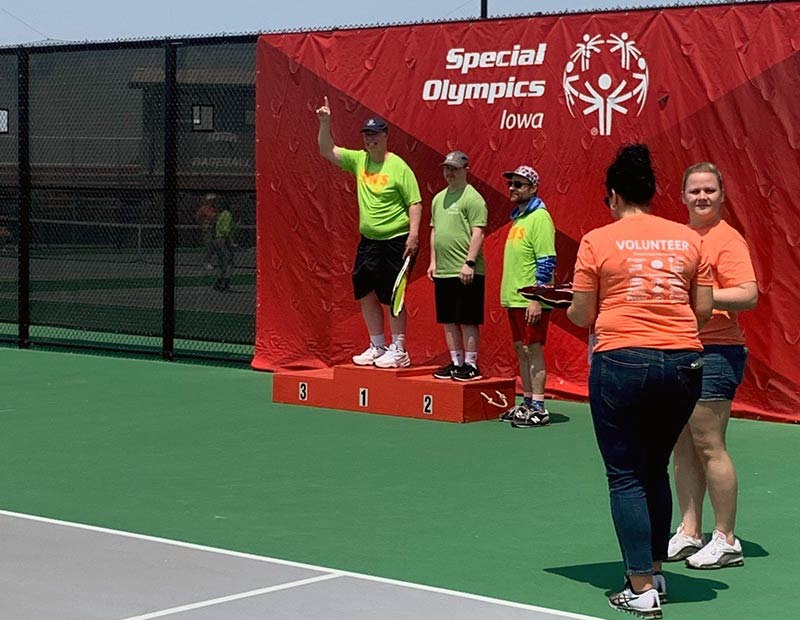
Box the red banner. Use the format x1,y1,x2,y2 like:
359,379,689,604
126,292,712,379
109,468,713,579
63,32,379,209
254,3,800,423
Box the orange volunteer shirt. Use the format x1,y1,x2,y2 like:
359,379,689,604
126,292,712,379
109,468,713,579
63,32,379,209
694,219,756,346
573,213,713,352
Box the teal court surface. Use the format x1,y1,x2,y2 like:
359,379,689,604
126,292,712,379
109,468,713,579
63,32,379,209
1,347,797,619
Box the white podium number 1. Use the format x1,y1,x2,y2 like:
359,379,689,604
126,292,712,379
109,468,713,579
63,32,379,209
359,388,369,407
423,394,433,415
298,382,308,401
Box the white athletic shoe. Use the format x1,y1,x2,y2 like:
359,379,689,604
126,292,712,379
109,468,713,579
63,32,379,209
373,343,411,368
666,523,704,561
686,530,744,569
352,344,386,366
608,584,662,619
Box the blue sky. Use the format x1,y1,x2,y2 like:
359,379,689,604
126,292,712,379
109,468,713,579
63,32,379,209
0,0,727,45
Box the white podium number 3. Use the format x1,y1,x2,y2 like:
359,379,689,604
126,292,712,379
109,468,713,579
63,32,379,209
423,394,433,415
298,382,308,401
359,388,369,407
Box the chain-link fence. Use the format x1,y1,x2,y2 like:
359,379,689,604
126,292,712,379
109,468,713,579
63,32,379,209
0,52,18,344
0,36,257,361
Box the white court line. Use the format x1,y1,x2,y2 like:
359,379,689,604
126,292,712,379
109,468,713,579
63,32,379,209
118,574,341,620
0,509,604,620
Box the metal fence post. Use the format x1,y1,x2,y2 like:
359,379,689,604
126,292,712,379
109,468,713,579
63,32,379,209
162,40,178,360
17,47,30,349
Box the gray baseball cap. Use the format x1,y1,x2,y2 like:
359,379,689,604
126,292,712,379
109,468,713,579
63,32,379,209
442,150,469,168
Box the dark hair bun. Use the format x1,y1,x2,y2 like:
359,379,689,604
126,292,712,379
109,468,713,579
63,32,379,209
606,143,656,205
619,144,651,168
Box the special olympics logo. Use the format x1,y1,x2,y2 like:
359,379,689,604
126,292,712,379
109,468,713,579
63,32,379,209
563,33,649,136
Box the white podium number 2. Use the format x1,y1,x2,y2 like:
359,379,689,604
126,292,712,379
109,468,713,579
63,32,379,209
298,382,308,401
423,394,433,415
359,387,369,407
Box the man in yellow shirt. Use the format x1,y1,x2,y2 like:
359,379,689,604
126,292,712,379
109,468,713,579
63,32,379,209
213,205,236,292
316,97,422,368
499,165,557,427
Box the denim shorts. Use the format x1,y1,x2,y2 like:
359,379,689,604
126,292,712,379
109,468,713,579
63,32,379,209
700,345,748,401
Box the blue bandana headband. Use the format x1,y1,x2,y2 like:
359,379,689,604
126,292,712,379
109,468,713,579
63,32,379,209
510,196,545,220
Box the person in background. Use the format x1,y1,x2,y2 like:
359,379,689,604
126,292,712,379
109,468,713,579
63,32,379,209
195,193,218,270
498,165,557,428
316,97,422,368
567,144,713,617
667,162,758,570
427,150,487,382
213,202,236,291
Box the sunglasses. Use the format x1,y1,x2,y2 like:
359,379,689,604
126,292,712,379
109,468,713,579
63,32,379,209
508,180,531,189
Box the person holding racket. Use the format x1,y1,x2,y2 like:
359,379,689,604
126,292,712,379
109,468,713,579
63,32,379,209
667,162,758,569
426,150,488,382
316,97,422,368
567,145,713,617
498,164,557,427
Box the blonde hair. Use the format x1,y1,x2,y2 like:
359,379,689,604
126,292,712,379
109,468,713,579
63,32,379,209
682,162,724,193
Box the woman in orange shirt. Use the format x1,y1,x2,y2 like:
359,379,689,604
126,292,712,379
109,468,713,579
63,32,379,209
667,163,758,569
568,145,713,618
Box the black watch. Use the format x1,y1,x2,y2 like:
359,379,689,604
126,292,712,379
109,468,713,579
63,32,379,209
465,260,476,268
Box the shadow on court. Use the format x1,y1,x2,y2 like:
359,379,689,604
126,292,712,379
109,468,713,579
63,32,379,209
738,537,769,559
544,561,730,603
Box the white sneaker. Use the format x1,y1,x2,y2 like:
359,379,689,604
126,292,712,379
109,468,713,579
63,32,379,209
352,344,386,366
666,523,704,561
686,530,744,569
373,343,411,368
608,584,662,619
652,572,667,604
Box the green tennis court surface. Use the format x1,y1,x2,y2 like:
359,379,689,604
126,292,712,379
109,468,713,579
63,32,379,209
1,348,796,619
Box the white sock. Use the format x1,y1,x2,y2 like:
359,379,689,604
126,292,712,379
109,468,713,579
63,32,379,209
392,334,405,351
370,335,386,349
450,350,464,366
465,351,478,367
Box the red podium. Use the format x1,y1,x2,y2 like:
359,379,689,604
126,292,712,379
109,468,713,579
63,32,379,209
272,365,515,423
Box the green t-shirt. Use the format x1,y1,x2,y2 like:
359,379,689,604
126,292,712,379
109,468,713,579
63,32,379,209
500,207,556,308
431,184,487,277
215,209,234,238
339,148,422,240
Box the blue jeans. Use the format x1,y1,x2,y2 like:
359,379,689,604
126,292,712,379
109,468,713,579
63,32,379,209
589,348,703,575
700,345,748,401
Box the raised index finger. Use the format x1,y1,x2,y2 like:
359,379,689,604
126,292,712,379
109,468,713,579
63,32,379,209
323,95,329,107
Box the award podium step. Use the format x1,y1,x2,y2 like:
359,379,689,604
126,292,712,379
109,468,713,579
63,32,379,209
273,364,515,423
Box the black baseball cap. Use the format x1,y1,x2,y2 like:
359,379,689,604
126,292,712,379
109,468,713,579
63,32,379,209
360,116,389,133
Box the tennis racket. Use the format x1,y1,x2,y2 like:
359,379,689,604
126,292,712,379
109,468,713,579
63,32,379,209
390,256,412,317
518,282,574,308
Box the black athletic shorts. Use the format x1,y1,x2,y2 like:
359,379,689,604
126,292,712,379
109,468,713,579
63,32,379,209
352,234,408,304
433,275,485,325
